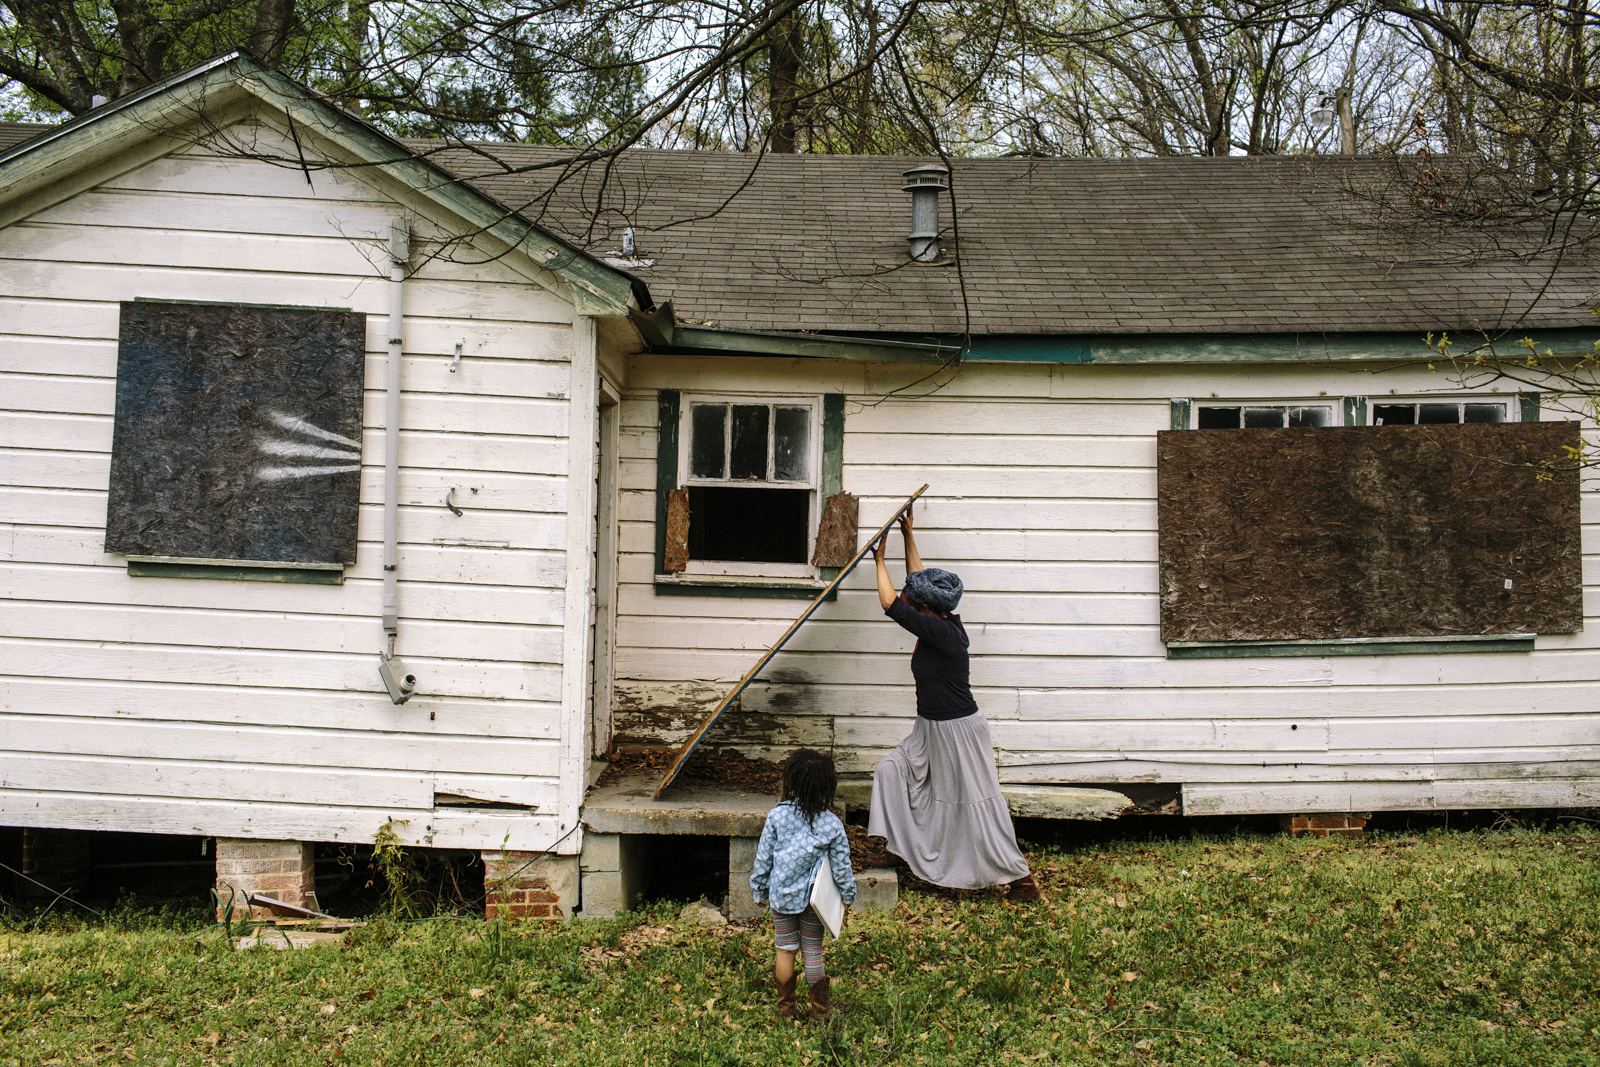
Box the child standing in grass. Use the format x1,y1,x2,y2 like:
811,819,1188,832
750,749,857,1019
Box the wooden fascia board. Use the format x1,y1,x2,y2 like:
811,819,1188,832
242,108,573,306
656,328,1600,367
668,325,955,364
1069,330,1600,365
0,53,637,316
0,63,251,228
234,65,636,316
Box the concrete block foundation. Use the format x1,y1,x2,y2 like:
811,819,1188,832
726,836,761,920
578,768,904,919
214,839,316,920
854,868,899,913
579,832,645,918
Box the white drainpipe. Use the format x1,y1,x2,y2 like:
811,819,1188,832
379,218,416,704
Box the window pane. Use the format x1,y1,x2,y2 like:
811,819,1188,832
773,406,810,482
1287,406,1329,428
1372,404,1415,426
689,404,727,479
1419,403,1461,424
1465,403,1504,424
1244,407,1286,428
1197,407,1241,429
729,405,770,480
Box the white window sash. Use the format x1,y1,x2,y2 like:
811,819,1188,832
677,393,823,578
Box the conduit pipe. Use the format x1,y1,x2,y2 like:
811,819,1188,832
379,218,416,704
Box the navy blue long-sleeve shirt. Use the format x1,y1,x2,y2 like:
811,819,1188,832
886,596,979,721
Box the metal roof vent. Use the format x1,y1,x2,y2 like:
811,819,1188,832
902,164,949,262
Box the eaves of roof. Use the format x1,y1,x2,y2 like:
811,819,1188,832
0,53,642,317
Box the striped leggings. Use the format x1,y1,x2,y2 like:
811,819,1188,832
772,906,827,983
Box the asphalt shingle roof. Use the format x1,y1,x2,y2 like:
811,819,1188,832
418,145,1600,335
0,123,52,152
4,114,1594,336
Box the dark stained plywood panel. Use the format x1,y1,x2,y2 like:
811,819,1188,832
1158,423,1583,642
106,301,366,565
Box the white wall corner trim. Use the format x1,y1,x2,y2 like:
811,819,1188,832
558,314,601,854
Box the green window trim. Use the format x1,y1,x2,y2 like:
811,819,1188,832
1521,392,1541,422
654,388,846,598
1168,398,1190,430
126,560,345,584
1166,634,1535,658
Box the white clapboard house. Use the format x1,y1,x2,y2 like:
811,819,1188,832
3,54,1598,916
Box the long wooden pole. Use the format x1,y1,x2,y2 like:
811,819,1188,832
654,485,929,798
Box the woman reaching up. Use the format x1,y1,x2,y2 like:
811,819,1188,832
868,504,1040,901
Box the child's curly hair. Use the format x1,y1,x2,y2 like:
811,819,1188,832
781,748,837,825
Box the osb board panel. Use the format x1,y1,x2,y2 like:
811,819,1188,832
105,301,366,565
664,489,690,571
1157,423,1583,642
811,491,859,567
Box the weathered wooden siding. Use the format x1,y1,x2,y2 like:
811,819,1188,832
0,126,587,850
612,356,1600,813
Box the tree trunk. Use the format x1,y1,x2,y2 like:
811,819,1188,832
768,11,802,153
248,0,297,69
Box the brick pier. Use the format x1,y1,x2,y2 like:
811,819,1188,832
214,839,316,919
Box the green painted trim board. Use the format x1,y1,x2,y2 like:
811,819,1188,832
1167,634,1535,659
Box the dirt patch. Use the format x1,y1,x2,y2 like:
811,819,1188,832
846,823,897,869
597,747,783,794
843,823,1016,903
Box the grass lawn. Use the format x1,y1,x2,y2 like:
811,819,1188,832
2,824,1598,1066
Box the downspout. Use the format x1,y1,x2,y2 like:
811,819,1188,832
379,218,416,704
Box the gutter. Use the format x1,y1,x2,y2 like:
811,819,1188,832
662,322,959,365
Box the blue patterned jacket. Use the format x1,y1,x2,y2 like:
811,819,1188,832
750,800,857,915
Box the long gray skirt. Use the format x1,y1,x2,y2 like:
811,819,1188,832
867,712,1030,890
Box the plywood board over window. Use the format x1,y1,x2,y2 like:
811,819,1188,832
105,301,366,566
1157,423,1583,642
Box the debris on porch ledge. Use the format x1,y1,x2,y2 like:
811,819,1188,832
582,766,775,837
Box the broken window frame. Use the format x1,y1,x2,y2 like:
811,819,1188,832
1367,398,1512,426
675,394,824,579
1189,400,1341,429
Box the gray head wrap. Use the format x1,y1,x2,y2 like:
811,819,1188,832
904,568,964,614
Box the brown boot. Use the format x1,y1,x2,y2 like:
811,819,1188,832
1004,873,1042,902
807,975,832,1019
776,974,798,1018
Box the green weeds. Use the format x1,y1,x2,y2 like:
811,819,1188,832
2,826,1597,1065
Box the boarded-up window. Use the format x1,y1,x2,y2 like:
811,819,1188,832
1157,423,1583,642
105,301,366,565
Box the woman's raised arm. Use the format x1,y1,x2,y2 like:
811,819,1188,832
873,532,897,611
900,504,925,574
